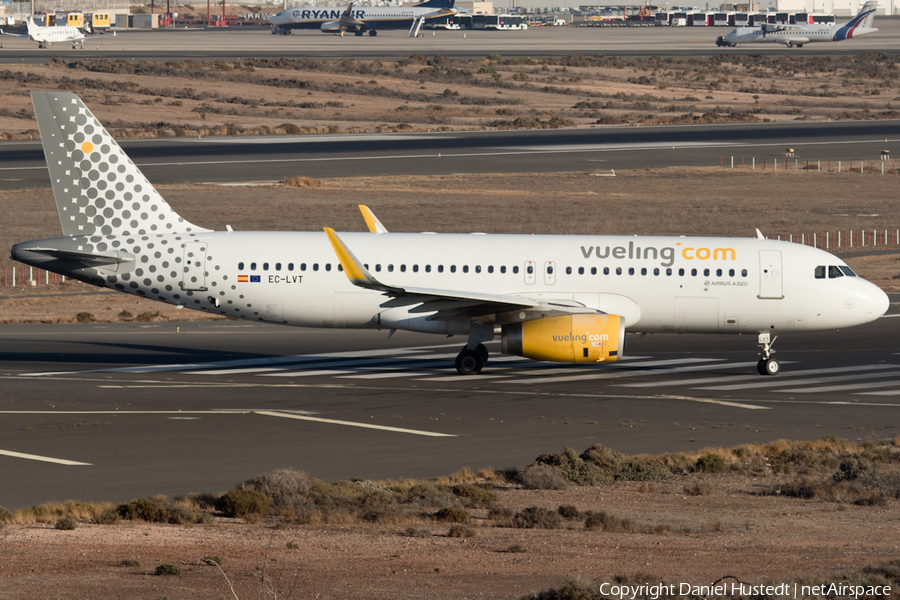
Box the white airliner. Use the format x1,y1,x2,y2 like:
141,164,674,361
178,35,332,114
269,0,456,36
717,1,877,48
0,16,106,49
11,92,890,376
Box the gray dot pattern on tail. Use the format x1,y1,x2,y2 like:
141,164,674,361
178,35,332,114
45,95,207,237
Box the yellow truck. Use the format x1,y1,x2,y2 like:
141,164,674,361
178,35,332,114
85,12,111,33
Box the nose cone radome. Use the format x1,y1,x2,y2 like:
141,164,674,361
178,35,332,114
867,286,890,323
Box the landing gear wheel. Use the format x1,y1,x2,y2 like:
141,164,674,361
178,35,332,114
455,348,484,375
758,358,780,376
475,343,489,365
368,29,377,36
355,30,364,36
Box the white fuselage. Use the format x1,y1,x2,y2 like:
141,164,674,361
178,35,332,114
16,232,887,337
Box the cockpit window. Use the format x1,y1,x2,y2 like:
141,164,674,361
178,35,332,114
828,266,843,278
839,266,857,277
814,266,826,279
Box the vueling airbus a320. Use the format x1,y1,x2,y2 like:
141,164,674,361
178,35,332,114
11,92,890,376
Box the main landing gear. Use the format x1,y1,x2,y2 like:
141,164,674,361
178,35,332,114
757,332,779,376
455,322,494,375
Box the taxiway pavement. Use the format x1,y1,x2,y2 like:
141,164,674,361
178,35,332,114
2,313,898,508
3,120,900,188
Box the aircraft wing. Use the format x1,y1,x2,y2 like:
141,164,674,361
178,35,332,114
324,228,543,315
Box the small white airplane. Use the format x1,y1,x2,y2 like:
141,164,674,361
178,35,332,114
269,0,456,36
0,16,107,49
717,1,877,48
12,92,890,376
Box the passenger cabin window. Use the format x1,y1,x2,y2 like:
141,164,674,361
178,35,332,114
238,262,244,270
591,267,597,275
251,262,257,270
488,266,494,274
388,264,394,272
313,263,319,271
288,263,294,271
325,264,331,271
438,265,444,273
276,263,282,271
425,265,431,273
500,266,506,274
526,266,534,275
301,263,307,271
463,266,469,273
263,263,269,271
450,266,456,273
400,265,406,273
413,265,418,273
513,266,519,274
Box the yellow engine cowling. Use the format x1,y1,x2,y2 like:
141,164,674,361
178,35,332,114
501,314,625,363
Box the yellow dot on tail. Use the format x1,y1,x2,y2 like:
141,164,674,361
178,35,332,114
81,141,93,154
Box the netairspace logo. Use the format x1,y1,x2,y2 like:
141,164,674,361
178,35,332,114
596,582,892,599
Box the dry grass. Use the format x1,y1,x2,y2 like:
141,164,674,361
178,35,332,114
281,176,324,188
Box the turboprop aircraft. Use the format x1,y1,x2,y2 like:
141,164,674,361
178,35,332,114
11,92,890,375
716,1,877,47
269,0,456,36
0,16,107,49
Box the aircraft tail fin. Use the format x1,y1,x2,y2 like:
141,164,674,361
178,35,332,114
31,91,210,237
834,1,877,36
414,0,455,8
858,0,877,28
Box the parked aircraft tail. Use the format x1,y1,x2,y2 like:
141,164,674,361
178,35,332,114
414,0,455,8
834,1,877,39
31,91,210,237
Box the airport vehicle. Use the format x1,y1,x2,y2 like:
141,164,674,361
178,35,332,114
12,92,890,376
85,12,112,33
716,0,876,47
269,0,456,36
0,16,99,48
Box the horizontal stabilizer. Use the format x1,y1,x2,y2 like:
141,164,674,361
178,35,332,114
18,247,134,266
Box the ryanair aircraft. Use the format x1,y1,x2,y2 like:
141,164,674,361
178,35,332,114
269,0,456,36
12,92,890,376
717,1,877,48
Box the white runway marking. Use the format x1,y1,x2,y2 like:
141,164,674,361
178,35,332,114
680,365,900,391
772,379,900,394
0,449,91,466
253,411,455,437
857,390,900,396
21,344,463,377
499,358,724,384
696,366,900,391
616,363,876,388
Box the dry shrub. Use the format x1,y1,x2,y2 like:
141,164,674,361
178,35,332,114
447,524,475,538
433,506,469,523
282,176,323,188
217,489,272,518
513,506,564,530
519,465,569,490
11,500,116,525
116,496,209,525
584,510,636,533
684,483,712,496
557,505,583,520
451,483,497,508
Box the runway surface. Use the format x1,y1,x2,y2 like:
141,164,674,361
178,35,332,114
3,120,900,188
1,21,900,62
1,310,898,508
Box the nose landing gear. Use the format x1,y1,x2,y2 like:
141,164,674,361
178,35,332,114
757,332,779,376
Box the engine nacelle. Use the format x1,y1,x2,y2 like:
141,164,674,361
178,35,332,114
321,21,342,32
501,314,624,363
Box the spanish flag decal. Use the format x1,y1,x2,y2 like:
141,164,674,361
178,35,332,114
238,275,248,282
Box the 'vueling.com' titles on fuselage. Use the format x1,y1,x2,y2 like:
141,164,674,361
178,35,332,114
580,242,734,267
